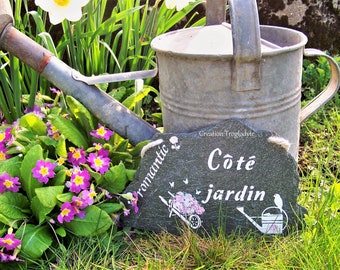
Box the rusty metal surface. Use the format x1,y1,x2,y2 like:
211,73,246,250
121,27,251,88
0,0,13,36
0,25,54,72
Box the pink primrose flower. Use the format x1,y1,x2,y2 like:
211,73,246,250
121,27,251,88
50,87,62,95
0,173,21,193
87,153,110,174
0,251,24,262
72,196,87,209
98,187,112,199
81,189,96,206
0,233,21,251
124,209,131,216
93,143,103,151
98,147,110,158
68,169,91,193
24,105,45,119
67,147,86,166
131,191,139,213
90,124,114,141
32,160,57,184
0,144,10,161
57,202,76,223
0,127,11,144
46,120,61,140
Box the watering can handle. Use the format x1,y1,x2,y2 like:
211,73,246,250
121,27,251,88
229,0,262,92
300,49,340,123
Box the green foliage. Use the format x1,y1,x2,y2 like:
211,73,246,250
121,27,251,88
16,224,54,260
302,54,340,102
63,205,113,236
48,114,89,148
0,90,148,264
0,0,204,123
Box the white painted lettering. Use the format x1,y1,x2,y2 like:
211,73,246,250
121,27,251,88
245,156,256,170
207,148,222,171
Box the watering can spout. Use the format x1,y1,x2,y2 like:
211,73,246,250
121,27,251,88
0,0,159,145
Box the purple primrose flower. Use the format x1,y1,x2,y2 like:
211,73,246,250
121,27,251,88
32,159,57,184
90,124,114,141
0,233,21,251
0,173,21,193
87,153,110,174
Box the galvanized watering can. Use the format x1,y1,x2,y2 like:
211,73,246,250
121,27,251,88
151,0,340,159
0,0,158,145
1,0,339,160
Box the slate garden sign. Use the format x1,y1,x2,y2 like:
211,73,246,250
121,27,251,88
123,119,304,235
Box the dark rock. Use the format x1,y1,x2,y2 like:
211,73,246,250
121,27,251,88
123,119,304,235
257,0,340,54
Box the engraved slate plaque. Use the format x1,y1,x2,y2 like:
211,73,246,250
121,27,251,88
123,119,304,235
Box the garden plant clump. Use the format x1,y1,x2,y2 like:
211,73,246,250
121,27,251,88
0,0,204,267
0,0,339,269
0,88,143,264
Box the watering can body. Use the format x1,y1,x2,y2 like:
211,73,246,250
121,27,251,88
151,0,340,160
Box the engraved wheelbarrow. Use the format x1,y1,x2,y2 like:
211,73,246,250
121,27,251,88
159,191,204,229
1,0,339,152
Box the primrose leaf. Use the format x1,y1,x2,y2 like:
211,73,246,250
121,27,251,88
56,192,74,202
56,135,67,157
0,156,22,177
115,138,129,152
48,114,89,148
51,168,66,186
66,95,96,134
56,227,67,237
31,196,54,224
19,113,46,135
0,192,30,225
64,205,112,236
101,163,129,193
20,144,44,200
97,203,123,214
38,136,57,147
16,224,53,259
35,186,65,208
